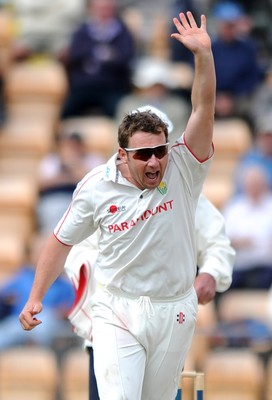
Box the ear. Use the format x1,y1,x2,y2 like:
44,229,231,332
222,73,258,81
118,147,128,163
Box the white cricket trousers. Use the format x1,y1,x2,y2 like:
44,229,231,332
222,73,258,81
91,286,198,400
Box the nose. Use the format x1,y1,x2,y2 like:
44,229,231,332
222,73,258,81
147,154,159,165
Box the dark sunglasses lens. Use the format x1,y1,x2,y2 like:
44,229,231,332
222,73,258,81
133,149,153,161
154,146,168,159
132,145,168,161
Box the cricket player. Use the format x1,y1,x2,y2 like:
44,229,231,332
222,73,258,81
64,192,235,400
20,11,216,399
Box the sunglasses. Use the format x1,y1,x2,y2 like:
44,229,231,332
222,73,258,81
124,143,169,161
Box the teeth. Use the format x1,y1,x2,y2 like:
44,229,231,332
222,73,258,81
147,173,157,179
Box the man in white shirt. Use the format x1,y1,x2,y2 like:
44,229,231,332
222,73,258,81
223,165,272,289
65,192,235,400
19,11,216,400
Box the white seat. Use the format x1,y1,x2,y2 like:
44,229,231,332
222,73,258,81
58,116,117,159
203,349,265,400
218,290,270,323
0,233,25,279
203,117,253,209
0,346,58,400
60,347,89,400
4,59,68,104
0,116,54,158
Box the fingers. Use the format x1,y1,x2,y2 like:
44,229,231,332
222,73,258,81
200,14,207,30
19,312,42,330
173,12,198,32
198,295,213,305
172,13,190,35
179,12,192,30
172,16,185,36
184,11,198,29
195,278,216,305
19,303,43,331
172,11,207,36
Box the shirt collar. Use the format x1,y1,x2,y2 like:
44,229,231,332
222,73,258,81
103,153,120,183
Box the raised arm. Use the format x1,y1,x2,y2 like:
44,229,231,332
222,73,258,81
171,12,216,160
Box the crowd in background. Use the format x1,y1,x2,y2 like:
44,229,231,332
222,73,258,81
0,0,272,390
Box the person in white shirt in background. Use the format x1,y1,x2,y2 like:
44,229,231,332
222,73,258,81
223,164,272,289
115,57,191,145
10,0,86,61
36,132,105,235
194,193,235,301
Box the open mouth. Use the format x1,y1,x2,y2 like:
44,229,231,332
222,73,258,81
146,171,159,181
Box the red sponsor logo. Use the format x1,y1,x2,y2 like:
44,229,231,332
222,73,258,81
108,200,174,233
109,205,118,214
107,205,126,214
177,312,185,324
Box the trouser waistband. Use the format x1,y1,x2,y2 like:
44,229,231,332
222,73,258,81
99,284,194,303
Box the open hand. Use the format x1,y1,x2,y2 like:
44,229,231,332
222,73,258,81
171,12,211,54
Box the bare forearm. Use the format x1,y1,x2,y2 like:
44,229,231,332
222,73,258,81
186,50,215,157
29,234,72,303
191,50,216,117
19,234,72,331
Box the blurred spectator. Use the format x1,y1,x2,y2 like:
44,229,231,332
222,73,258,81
10,0,86,61
215,0,272,68
0,72,6,126
234,114,272,192
209,1,263,121
36,131,105,234
223,165,272,289
168,0,201,102
115,57,191,144
0,234,75,349
60,0,135,119
170,0,201,66
249,64,272,126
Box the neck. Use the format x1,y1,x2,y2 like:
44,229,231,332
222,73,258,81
118,162,130,180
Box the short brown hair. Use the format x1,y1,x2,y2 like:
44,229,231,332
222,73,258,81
118,110,169,148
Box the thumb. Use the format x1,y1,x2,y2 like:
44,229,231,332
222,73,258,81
32,303,43,315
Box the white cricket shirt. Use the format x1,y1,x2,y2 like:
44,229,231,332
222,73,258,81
55,135,213,298
196,194,235,292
